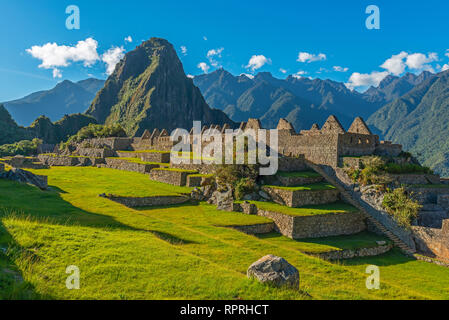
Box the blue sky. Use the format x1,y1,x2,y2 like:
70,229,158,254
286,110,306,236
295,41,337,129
1,0,448,101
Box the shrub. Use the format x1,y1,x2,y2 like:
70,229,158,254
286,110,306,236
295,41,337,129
0,138,42,157
61,123,127,150
382,187,421,228
234,178,256,200
214,164,259,197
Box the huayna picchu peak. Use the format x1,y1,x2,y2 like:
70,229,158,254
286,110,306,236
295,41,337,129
87,38,235,136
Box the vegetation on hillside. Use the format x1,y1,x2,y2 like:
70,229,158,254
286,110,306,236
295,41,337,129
214,164,258,200
367,70,449,177
61,123,127,150
344,155,432,187
0,139,42,157
382,187,421,228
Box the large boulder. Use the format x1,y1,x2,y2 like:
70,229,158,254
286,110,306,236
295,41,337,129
247,255,299,288
0,168,48,190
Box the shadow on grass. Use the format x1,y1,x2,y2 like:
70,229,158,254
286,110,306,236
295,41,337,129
332,248,415,267
134,200,200,211
0,179,152,233
0,219,53,300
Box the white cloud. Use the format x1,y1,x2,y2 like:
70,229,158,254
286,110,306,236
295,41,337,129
445,50,449,58
203,36,208,41
207,47,224,58
380,51,408,75
333,66,349,72
53,69,62,78
26,38,100,78
246,55,271,71
292,70,307,79
197,62,210,74
442,64,449,72
180,46,188,55
345,71,389,90
187,74,195,79
297,52,326,63
124,36,133,43
102,46,125,75
240,73,254,79
207,47,224,67
381,51,438,75
279,68,287,74
406,52,437,72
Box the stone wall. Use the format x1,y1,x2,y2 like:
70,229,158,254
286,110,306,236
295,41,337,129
228,223,275,235
375,142,403,157
257,210,295,238
104,158,158,174
86,138,134,151
77,148,115,158
315,243,392,260
150,169,197,186
117,151,171,163
412,220,449,261
102,194,189,208
186,175,214,187
407,187,449,204
258,209,366,239
262,186,340,208
277,156,308,172
276,175,323,187
170,163,216,174
390,174,441,185
438,195,449,209
38,155,80,166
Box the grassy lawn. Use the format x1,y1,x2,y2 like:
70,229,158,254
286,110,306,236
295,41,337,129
240,201,358,217
152,167,198,173
277,171,322,178
1,166,449,299
256,231,390,254
263,182,336,191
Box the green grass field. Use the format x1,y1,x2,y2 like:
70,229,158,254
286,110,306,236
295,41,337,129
1,166,449,300
277,171,323,178
240,201,359,217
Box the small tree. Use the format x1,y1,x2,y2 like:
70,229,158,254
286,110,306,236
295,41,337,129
382,187,421,228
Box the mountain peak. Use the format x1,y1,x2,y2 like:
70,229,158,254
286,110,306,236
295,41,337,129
87,37,235,135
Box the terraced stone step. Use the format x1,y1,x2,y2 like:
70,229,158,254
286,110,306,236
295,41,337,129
275,170,324,187
262,182,340,208
104,157,167,174
116,150,171,163
149,167,198,186
256,231,392,260
240,201,366,240
305,160,417,255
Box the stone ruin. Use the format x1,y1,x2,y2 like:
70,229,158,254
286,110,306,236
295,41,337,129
84,115,402,168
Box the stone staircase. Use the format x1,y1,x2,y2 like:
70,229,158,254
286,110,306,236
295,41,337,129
304,160,417,256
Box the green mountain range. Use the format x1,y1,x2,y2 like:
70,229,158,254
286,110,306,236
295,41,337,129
87,38,235,136
3,78,104,127
367,70,449,177
0,104,97,145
